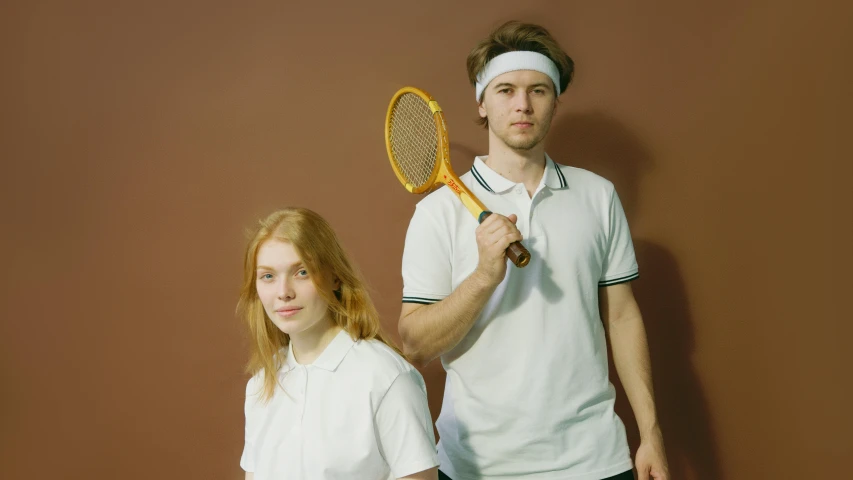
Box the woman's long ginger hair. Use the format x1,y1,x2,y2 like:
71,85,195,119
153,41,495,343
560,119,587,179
237,207,398,402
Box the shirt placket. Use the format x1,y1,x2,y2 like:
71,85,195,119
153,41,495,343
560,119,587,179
300,366,309,420
296,365,309,479
282,365,308,479
529,186,549,237
509,184,535,238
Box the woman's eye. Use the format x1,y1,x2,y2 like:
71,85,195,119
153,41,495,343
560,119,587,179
259,273,273,280
297,269,308,277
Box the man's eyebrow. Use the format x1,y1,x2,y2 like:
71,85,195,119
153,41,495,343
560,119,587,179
491,82,553,90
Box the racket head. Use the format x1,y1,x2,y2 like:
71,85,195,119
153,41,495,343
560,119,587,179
384,87,450,194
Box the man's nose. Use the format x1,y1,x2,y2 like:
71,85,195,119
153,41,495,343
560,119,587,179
514,92,532,112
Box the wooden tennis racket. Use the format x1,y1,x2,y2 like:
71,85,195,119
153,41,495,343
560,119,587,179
384,86,530,268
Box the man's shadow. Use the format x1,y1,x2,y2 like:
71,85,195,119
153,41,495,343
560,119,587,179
547,111,722,479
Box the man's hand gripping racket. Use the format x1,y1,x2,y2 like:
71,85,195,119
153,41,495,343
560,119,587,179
384,86,531,268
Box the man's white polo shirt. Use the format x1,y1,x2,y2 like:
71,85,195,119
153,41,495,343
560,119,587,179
401,155,638,480
240,329,439,480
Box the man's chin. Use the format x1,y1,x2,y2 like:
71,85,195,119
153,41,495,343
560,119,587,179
492,128,546,151
506,139,541,151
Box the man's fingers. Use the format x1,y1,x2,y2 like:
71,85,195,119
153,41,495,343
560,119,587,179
483,234,522,260
480,214,517,234
479,224,521,243
500,232,523,247
477,214,523,259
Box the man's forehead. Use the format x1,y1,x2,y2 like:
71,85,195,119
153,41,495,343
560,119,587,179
489,69,555,88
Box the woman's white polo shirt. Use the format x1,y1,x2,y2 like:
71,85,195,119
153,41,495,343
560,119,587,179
240,330,439,479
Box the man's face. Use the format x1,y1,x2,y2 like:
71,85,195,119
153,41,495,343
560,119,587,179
478,70,558,151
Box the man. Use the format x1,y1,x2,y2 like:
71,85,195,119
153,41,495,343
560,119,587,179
398,21,670,480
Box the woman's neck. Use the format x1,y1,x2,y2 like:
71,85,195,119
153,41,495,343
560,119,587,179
289,318,342,365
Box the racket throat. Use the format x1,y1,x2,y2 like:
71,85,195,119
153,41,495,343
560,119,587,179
456,191,488,221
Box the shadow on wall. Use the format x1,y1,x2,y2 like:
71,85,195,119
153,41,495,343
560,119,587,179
449,142,482,174
548,112,722,480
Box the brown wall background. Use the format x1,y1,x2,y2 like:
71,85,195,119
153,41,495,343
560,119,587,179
1,1,850,478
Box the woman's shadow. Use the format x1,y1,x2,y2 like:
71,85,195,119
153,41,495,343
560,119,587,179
547,111,722,479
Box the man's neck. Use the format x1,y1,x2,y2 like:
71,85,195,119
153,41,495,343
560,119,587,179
485,134,547,196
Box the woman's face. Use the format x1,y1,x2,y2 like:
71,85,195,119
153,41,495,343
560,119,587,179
254,240,337,338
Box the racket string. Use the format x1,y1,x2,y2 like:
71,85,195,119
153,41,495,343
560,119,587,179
389,94,439,188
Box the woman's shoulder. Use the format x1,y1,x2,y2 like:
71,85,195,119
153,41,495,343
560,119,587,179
347,338,423,385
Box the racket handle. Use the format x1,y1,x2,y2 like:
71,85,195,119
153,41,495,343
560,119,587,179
478,211,531,268
507,241,531,268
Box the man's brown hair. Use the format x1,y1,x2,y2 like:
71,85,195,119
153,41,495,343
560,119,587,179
467,21,574,126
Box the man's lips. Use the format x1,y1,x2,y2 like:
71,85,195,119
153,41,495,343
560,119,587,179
512,122,534,128
275,306,302,318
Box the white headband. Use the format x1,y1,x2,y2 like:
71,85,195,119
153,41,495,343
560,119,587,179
475,51,561,101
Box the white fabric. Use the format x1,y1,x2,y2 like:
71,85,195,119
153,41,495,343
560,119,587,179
475,51,561,101
240,330,439,480
401,155,637,480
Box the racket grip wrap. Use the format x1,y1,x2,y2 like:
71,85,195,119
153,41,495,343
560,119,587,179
478,211,531,268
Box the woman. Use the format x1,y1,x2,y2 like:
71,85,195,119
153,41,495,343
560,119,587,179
237,208,439,480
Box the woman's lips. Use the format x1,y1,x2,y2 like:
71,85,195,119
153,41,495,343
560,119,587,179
276,307,302,317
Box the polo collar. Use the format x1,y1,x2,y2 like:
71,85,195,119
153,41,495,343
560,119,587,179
470,153,568,194
285,329,355,372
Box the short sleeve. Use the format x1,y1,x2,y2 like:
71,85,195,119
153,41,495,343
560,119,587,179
374,369,439,478
599,187,639,286
239,376,262,472
401,204,452,304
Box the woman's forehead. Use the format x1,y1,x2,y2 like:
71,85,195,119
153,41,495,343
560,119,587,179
256,240,302,268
